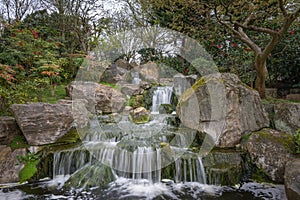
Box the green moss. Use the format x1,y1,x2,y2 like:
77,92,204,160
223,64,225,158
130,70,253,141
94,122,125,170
55,128,81,144
64,164,115,189
17,153,39,183
159,104,173,114
251,166,273,183
262,97,295,104
99,82,117,88
129,95,145,108
19,160,39,183
129,113,150,124
241,133,252,143
254,128,295,153
8,135,29,150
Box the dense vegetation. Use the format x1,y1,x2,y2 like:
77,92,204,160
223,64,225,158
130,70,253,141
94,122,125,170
0,0,299,114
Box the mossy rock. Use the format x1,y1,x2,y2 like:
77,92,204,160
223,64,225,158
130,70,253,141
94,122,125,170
159,104,173,114
129,95,145,108
64,163,115,189
129,107,150,124
242,128,295,183
56,128,81,144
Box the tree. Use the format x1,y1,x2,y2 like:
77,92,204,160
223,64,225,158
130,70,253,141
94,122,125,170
208,0,300,98
139,0,300,98
0,0,40,23
40,0,106,53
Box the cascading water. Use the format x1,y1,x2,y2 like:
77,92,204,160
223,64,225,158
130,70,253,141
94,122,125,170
151,86,173,113
1,115,286,200
131,71,141,84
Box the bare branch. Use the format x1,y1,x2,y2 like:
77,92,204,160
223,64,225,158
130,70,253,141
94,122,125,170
278,0,287,17
234,21,279,36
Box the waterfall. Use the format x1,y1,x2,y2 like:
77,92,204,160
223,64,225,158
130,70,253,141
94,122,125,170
152,86,173,113
52,113,208,191
174,157,206,184
131,71,141,84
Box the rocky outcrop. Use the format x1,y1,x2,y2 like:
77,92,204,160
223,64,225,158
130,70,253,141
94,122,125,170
67,81,126,114
0,116,22,145
284,158,300,200
0,145,26,183
11,103,74,145
274,103,300,135
177,73,269,147
115,59,133,70
129,107,150,124
100,64,130,84
95,84,125,114
120,84,143,96
173,73,197,96
242,128,294,183
139,62,159,84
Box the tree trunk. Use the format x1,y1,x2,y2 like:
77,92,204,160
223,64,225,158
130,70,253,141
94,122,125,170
254,54,268,99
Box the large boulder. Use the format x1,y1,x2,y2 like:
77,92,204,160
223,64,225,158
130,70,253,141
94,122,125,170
139,62,159,84
95,84,126,114
242,128,294,183
129,107,150,124
0,145,26,183
100,64,130,84
284,158,300,200
115,59,133,70
67,81,126,114
274,103,300,135
173,73,197,96
177,73,269,147
11,103,74,145
0,116,22,145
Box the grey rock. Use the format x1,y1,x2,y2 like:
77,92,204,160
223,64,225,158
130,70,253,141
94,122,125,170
274,103,300,135
139,62,159,84
115,59,133,70
11,103,74,145
242,128,294,183
173,73,197,96
0,117,22,145
177,73,269,147
67,81,126,114
284,158,300,200
100,64,130,84
0,145,26,183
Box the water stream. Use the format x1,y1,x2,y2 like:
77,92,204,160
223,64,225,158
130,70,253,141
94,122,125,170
0,87,287,199
151,86,173,113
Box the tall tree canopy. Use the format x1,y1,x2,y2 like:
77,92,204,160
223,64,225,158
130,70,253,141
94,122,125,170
140,0,300,98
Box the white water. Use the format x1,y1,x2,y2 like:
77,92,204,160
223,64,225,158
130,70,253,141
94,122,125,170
151,86,173,113
131,71,141,84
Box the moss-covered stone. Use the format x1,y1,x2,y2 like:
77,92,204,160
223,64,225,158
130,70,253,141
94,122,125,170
55,128,81,144
242,128,295,183
64,163,115,189
253,128,295,153
129,95,145,108
159,104,173,114
129,107,150,124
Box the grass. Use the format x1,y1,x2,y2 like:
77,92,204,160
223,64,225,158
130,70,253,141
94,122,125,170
40,84,67,104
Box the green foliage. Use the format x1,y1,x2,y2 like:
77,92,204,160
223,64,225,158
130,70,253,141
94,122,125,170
17,153,39,183
268,24,300,87
8,136,29,150
294,129,300,154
